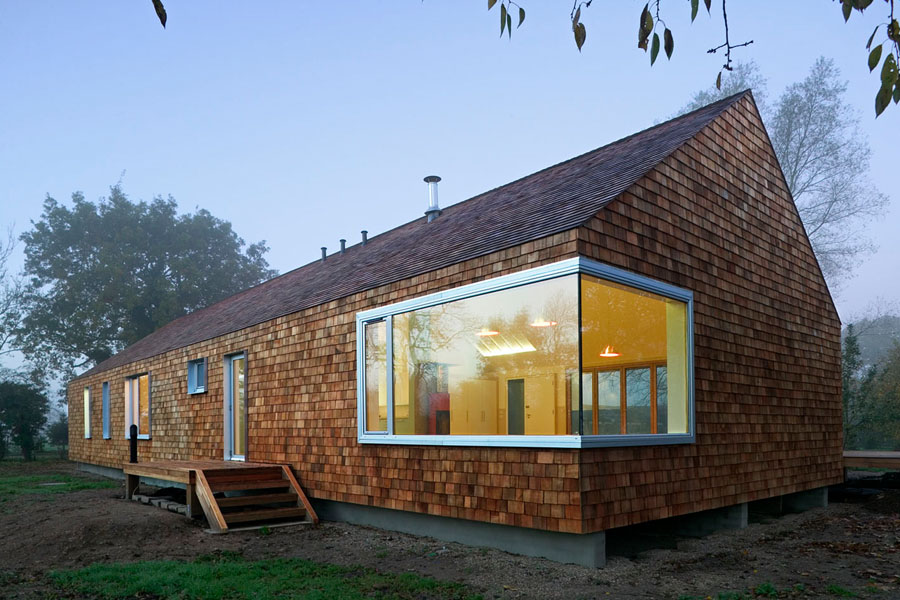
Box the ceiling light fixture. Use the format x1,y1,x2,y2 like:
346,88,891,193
476,328,500,337
599,345,621,358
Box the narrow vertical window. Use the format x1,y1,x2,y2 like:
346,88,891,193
83,387,91,439
125,373,151,438
102,381,110,439
364,320,388,432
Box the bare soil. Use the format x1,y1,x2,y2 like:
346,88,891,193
2,460,899,599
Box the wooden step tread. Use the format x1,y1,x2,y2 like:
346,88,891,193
202,467,284,482
210,479,290,492
217,493,297,508
223,507,306,524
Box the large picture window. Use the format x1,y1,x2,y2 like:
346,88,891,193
356,258,693,448
125,373,151,439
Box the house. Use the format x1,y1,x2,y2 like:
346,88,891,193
68,91,843,567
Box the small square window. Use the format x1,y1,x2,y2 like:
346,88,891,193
187,358,207,394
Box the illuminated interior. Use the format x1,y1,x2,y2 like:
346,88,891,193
361,268,689,438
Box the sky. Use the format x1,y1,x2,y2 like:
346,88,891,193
0,1,897,341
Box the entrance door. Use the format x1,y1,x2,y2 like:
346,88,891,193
225,353,246,461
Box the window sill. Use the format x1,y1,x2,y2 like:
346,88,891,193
357,433,694,449
187,388,207,395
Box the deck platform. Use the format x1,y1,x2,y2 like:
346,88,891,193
844,450,900,470
123,460,318,532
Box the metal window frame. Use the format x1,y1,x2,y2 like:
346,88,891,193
83,386,91,439
101,381,111,439
187,357,208,395
355,257,695,449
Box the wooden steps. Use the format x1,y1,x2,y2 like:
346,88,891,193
124,461,318,533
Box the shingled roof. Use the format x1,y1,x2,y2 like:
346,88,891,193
76,91,750,379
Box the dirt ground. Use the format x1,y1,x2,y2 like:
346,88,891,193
2,461,899,599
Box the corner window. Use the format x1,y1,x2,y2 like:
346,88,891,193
102,381,110,439
83,387,91,439
125,373,151,439
187,358,207,394
356,258,693,448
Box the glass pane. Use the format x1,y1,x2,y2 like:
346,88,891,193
392,275,578,435
571,371,592,435
656,366,668,434
626,368,652,434
364,321,388,431
581,274,688,435
83,388,90,437
596,371,621,434
138,375,150,436
232,357,245,456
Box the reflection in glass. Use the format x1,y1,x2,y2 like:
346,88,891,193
596,371,621,434
392,275,579,435
137,374,150,436
232,357,245,456
656,366,668,434
626,368,652,434
365,321,388,431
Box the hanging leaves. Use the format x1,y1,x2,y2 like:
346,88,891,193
716,71,722,90
703,0,711,12
572,5,587,52
152,0,166,28
868,45,883,71
500,3,507,36
664,28,674,59
690,0,699,23
638,3,652,50
650,32,660,65
518,7,525,28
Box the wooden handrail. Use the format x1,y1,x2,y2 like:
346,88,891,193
195,469,228,532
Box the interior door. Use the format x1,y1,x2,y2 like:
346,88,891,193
507,379,525,435
226,353,246,460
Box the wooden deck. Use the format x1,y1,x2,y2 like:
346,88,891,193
123,460,318,533
844,450,900,470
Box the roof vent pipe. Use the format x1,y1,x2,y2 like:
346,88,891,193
321,247,327,262
361,230,368,245
339,239,346,254
424,175,442,223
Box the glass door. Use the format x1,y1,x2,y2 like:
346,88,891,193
225,353,246,461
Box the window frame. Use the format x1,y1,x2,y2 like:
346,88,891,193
83,386,91,439
124,372,152,440
355,257,695,449
101,381,111,439
187,357,207,395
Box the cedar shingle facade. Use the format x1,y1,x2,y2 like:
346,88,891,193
68,92,842,543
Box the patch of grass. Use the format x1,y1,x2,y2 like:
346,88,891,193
825,584,857,597
51,554,482,600
753,582,778,598
0,473,117,500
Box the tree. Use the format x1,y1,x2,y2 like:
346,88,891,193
147,1,900,117
0,380,49,460
843,324,879,448
18,185,277,377
0,227,24,360
680,59,889,289
47,414,68,459
870,342,900,448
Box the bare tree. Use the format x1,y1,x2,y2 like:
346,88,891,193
679,58,890,290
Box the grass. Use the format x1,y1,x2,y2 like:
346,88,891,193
0,472,117,500
50,553,482,600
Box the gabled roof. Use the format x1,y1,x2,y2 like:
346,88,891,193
77,91,750,379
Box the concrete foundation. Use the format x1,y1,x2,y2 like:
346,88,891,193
313,499,607,568
783,486,828,512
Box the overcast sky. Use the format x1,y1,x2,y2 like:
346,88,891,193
1,1,897,329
